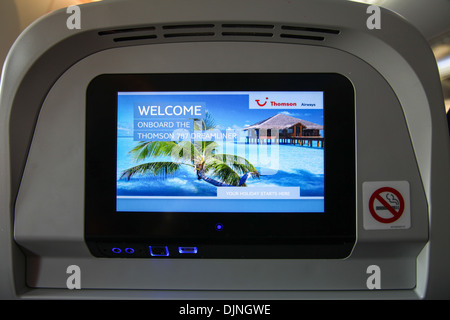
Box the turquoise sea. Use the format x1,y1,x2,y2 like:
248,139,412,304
117,137,324,197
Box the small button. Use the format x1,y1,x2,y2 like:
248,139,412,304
178,247,198,254
112,247,122,254
149,246,169,256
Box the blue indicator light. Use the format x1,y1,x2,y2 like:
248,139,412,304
112,248,121,254
178,247,198,254
215,223,223,231
125,248,135,254
149,246,169,257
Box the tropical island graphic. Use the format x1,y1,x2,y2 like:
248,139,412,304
121,112,261,188
117,107,324,198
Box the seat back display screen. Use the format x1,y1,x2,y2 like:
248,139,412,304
116,91,325,213
85,73,356,259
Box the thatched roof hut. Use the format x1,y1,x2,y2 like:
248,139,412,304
244,113,323,131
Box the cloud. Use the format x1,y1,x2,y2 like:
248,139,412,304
167,177,187,185
118,122,133,134
280,111,299,116
280,111,313,117
227,124,243,130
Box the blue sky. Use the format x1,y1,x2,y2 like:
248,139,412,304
117,92,324,137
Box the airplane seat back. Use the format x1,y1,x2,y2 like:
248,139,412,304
1,0,450,299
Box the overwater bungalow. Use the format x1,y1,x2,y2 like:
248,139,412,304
243,113,324,147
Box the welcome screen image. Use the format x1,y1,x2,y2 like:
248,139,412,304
116,91,325,213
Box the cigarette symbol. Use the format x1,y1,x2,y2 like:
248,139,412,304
385,193,399,206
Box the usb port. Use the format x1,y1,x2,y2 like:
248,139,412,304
149,246,169,256
178,247,198,254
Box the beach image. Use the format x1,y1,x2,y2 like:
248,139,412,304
116,93,324,201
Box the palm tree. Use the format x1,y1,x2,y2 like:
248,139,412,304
120,113,259,187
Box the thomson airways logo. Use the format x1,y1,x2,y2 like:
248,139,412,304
255,98,268,107
255,97,299,107
250,92,323,110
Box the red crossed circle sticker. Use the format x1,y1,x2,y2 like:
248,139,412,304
368,187,405,223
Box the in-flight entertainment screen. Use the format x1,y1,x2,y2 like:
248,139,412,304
85,73,355,259
116,91,325,213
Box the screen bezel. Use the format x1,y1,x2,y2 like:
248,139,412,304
85,73,356,259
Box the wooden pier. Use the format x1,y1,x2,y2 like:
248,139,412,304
245,136,324,148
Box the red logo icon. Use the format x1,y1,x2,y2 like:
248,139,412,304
255,98,268,107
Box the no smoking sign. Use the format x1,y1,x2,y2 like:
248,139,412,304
363,181,411,230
